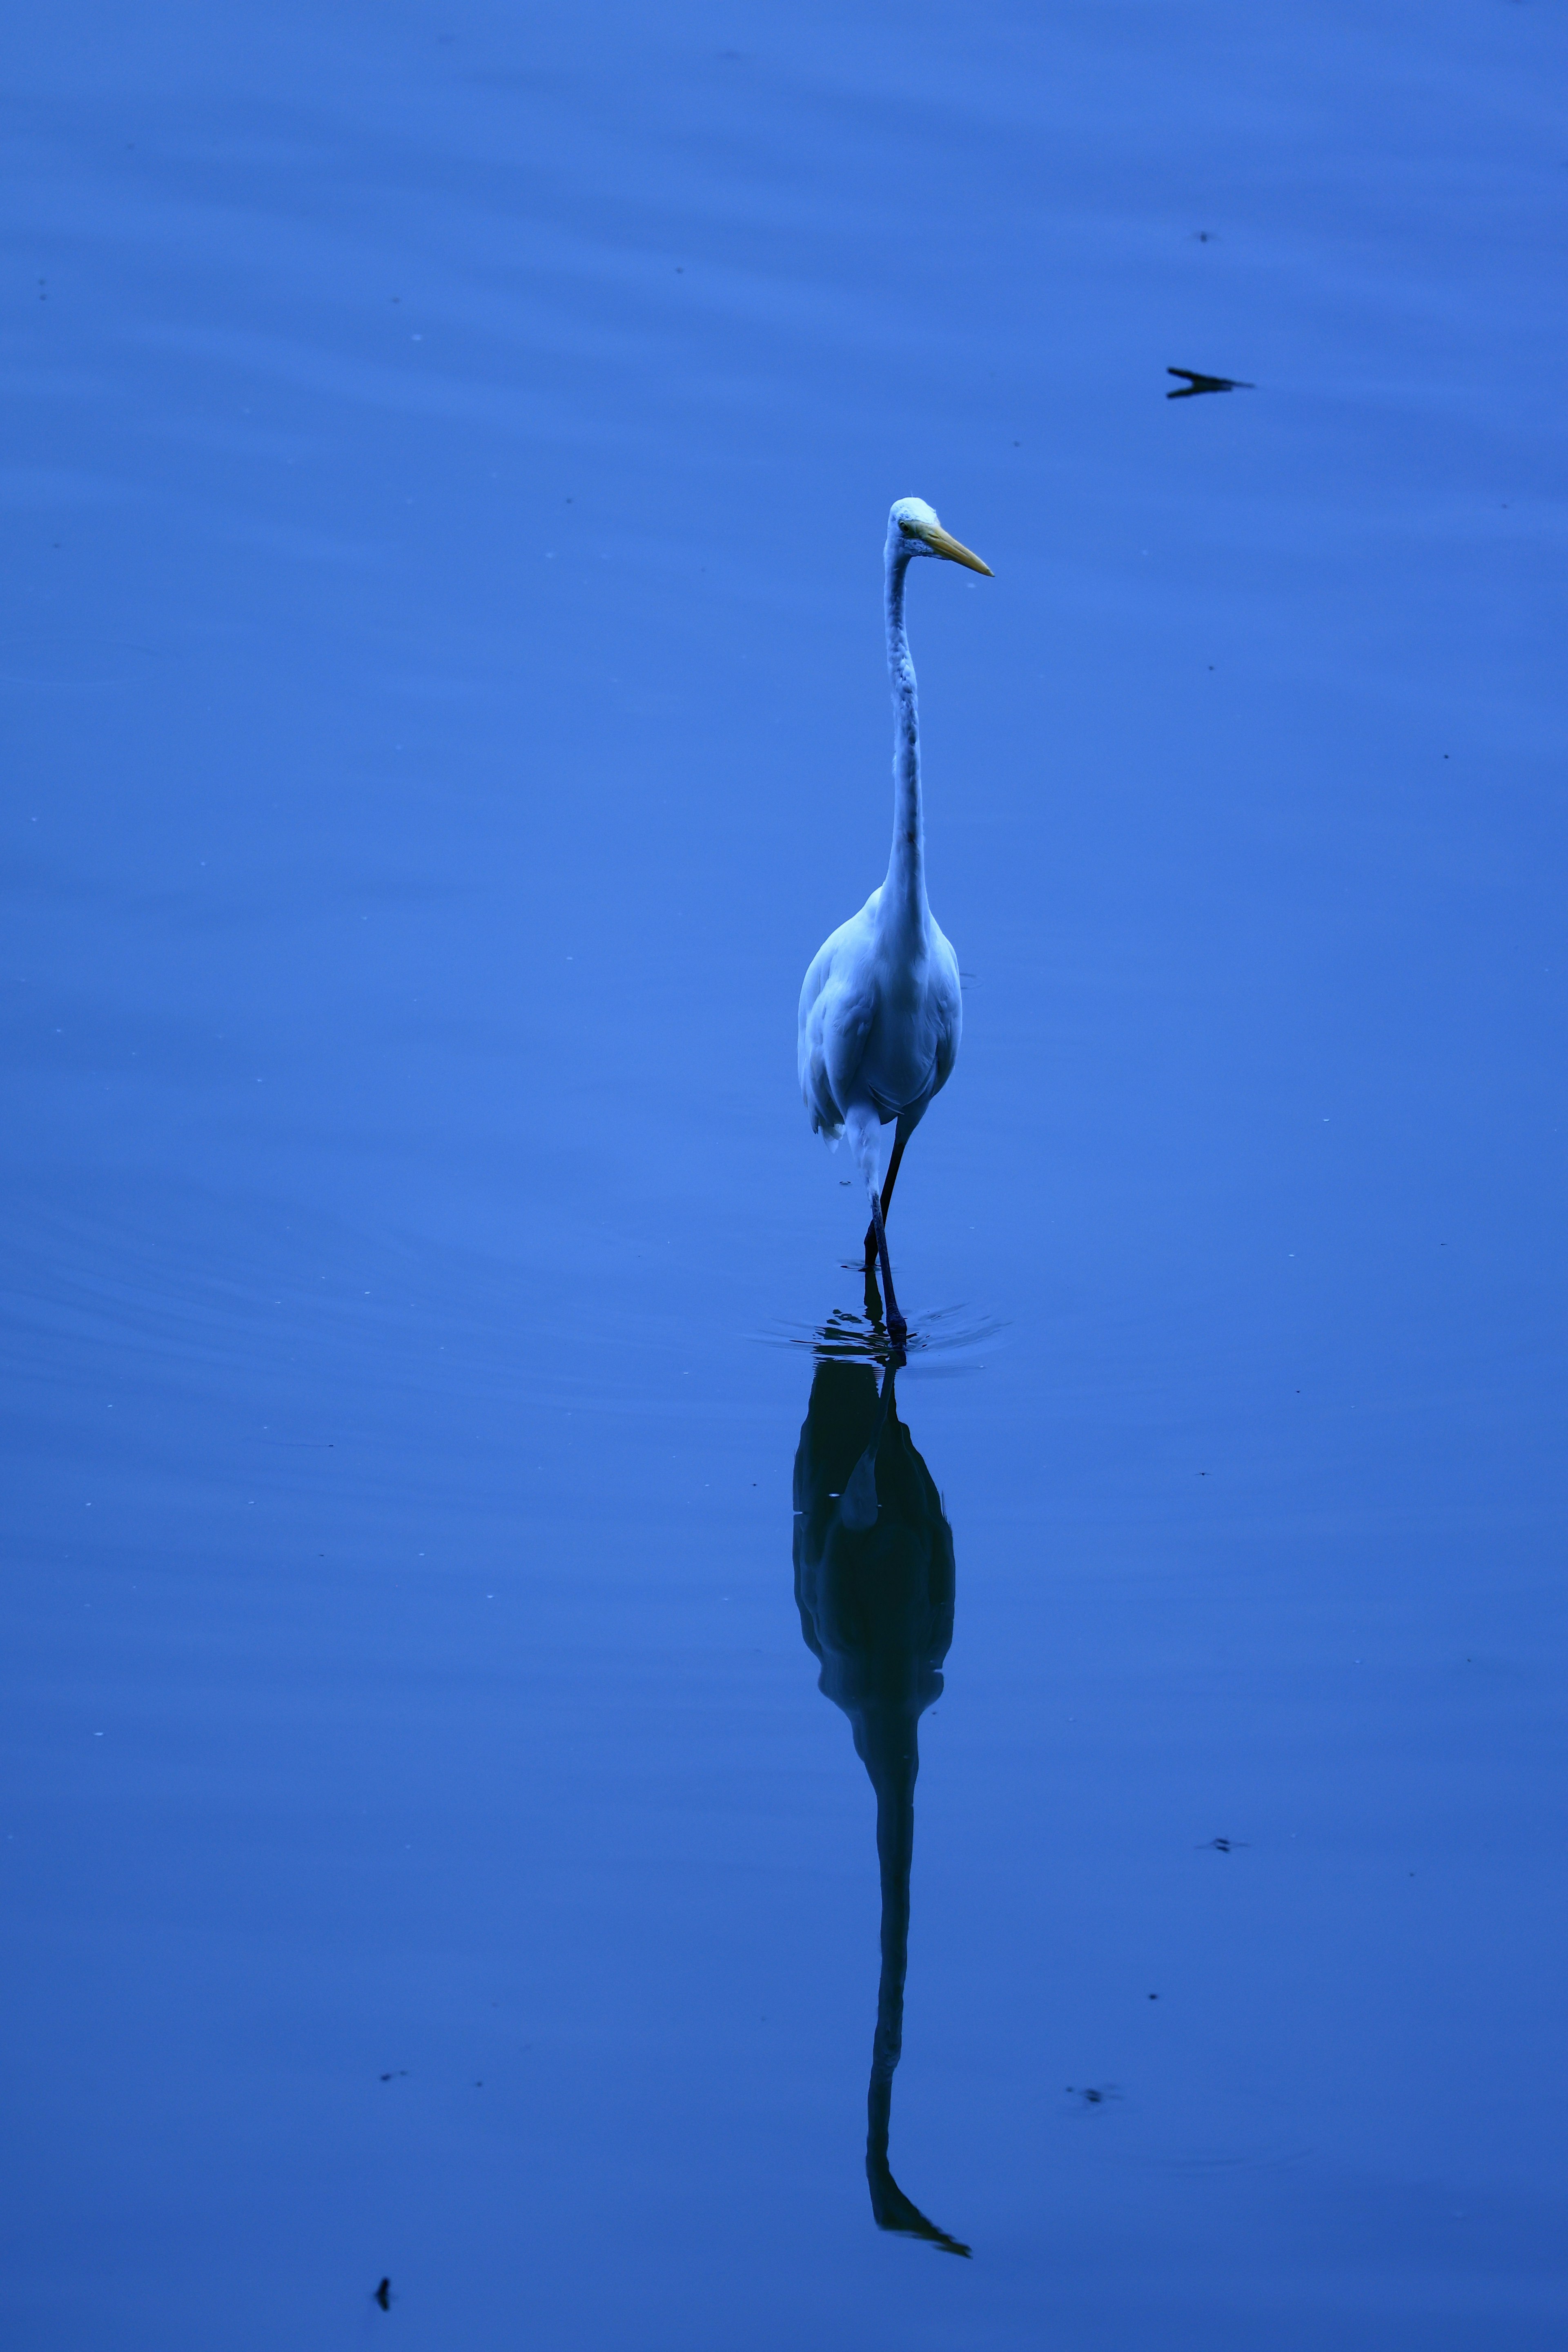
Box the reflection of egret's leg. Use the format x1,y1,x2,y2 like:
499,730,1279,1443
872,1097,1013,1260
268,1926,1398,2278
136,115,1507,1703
863,1120,911,1269
862,1268,906,1370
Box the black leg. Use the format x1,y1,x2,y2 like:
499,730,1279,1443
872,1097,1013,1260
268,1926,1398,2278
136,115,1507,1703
869,1193,906,1345
880,1124,910,1220
864,1123,911,1267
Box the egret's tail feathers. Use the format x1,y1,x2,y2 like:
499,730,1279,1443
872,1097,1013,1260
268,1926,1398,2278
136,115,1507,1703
843,1102,890,1199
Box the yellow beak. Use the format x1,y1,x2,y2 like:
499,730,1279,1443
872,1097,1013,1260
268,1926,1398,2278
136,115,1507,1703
904,519,993,576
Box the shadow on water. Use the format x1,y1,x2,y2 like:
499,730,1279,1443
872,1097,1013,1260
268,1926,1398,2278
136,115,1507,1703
792,1355,971,2258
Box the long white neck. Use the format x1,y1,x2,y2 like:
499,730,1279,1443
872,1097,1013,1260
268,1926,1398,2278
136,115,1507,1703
881,546,928,935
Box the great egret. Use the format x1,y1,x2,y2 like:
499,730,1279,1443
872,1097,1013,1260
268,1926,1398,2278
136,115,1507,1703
797,498,991,1343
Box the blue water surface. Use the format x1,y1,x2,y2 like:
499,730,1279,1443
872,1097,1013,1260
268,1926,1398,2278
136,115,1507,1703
3,2,1565,2344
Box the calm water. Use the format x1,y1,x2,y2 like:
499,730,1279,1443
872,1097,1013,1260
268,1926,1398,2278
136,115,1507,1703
4,3,1565,2344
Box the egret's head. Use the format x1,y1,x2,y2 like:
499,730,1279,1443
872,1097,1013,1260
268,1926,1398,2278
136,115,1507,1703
887,497,992,576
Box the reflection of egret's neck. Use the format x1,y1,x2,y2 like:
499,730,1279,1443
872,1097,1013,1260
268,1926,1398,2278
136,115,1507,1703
860,1704,968,2255
866,1709,915,2099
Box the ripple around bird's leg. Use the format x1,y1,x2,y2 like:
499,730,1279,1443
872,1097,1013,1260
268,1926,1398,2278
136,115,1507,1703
762,1298,1007,1366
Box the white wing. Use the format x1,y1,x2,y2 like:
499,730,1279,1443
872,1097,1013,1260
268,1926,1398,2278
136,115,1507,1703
797,891,880,1138
853,911,962,1122
927,914,962,1099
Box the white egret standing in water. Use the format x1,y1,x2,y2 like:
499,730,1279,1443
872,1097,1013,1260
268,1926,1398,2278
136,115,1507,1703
797,499,991,1342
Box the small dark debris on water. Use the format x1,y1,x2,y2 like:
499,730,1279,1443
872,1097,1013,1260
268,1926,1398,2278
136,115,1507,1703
1066,2084,1120,2107
1167,367,1255,399
374,2277,392,2310
379,2070,408,2082
1198,1836,1248,1852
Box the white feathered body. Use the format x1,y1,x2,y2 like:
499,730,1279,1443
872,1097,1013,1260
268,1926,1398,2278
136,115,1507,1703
797,886,961,1185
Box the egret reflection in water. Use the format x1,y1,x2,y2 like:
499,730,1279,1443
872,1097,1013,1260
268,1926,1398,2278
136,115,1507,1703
792,1357,970,2257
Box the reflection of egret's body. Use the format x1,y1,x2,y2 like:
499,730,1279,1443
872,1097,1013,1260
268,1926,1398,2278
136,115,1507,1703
797,501,992,1343
793,1357,969,2256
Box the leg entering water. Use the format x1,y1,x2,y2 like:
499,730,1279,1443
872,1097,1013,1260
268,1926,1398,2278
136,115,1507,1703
869,1194,906,1345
